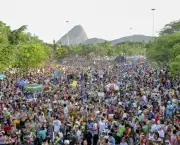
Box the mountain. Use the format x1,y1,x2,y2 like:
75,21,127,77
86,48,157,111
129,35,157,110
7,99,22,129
57,25,88,45
111,35,152,45
84,35,152,45
57,25,152,45
84,38,106,45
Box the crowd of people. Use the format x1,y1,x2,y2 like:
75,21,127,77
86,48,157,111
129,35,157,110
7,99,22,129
0,56,179,145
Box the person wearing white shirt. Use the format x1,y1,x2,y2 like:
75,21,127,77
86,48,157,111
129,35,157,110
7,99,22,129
76,127,82,137
98,119,106,134
53,116,61,140
64,104,68,120
142,95,147,104
158,127,165,138
151,123,161,133
148,131,154,141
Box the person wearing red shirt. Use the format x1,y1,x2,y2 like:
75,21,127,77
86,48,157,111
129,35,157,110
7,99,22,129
155,110,160,124
3,122,11,133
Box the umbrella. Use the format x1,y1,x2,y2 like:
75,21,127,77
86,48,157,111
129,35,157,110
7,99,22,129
0,74,6,79
48,65,53,69
16,80,28,86
114,56,126,63
23,83,44,92
54,70,61,77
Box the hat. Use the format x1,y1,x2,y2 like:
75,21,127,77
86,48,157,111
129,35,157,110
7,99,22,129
167,101,171,104
3,108,7,111
138,110,142,114
64,140,70,144
58,132,63,138
118,102,123,106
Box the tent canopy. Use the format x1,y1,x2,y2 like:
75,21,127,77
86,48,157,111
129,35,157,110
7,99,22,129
114,56,126,63
16,80,28,86
54,70,61,77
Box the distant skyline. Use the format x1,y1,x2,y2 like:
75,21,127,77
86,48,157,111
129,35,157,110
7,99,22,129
0,0,180,43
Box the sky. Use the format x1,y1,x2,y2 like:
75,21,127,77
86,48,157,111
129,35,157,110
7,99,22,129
0,0,180,43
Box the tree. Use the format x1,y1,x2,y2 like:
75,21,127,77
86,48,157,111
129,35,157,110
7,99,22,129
0,21,11,44
160,19,180,35
56,46,69,58
147,19,180,77
15,43,48,70
169,55,180,77
8,25,27,45
171,43,180,58
107,48,114,56
0,44,16,71
0,21,52,72
146,32,180,65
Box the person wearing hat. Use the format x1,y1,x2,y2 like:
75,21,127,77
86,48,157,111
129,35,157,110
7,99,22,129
64,140,70,145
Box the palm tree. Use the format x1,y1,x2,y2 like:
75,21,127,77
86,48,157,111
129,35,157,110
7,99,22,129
8,25,27,45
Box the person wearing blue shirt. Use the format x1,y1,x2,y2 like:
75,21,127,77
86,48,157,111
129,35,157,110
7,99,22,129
166,101,174,117
86,120,93,131
108,133,115,145
149,111,155,119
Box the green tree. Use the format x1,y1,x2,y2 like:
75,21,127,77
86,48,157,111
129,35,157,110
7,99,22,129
0,21,11,44
160,19,180,35
146,32,180,65
0,44,16,71
56,46,69,58
15,43,48,70
169,55,180,77
8,25,27,45
0,21,52,72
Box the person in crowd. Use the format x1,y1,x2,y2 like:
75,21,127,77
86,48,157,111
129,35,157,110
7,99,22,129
0,56,179,145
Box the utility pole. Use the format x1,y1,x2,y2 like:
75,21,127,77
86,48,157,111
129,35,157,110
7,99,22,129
151,8,156,41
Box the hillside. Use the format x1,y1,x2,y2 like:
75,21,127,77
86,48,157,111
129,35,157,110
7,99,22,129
111,35,152,45
84,38,106,45
84,35,152,45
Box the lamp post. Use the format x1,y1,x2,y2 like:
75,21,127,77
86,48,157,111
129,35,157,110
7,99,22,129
66,21,70,45
151,8,156,40
130,28,133,42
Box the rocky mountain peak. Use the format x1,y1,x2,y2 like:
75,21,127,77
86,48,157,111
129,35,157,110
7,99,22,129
57,25,88,45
